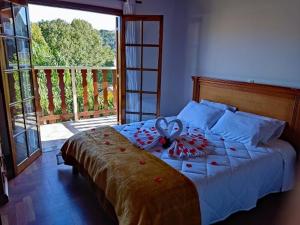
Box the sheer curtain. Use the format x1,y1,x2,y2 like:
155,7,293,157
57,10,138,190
123,0,140,123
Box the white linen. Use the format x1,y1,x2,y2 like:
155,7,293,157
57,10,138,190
177,101,224,130
114,117,296,225
236,111,286,142
211,110,270,147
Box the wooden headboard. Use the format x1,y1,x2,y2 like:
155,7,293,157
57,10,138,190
192,76,300,152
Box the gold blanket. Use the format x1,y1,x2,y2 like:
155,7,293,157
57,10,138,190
61,126,201,225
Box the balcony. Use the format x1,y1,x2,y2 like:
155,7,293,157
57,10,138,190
34,66,118,152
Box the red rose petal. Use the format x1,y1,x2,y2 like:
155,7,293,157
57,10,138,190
176,149,182,155
120,147,126,152
189,141,195,145
169,149,174,155
147,141,152,144
148,136,154,140
104,133,109,137
104,141,110,145
154,176,162,183
159,138,166,145
186,163,192,168
190,149,196,154
197,146,203,150
139,160,146,165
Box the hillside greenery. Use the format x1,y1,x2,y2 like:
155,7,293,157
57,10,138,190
31,19,116,116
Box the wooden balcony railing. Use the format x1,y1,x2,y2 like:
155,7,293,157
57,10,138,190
33,66,118,124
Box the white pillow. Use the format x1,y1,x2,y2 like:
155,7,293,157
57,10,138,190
177,101,224,130
200,99,236,112
211,110,269,147
236,111,286,142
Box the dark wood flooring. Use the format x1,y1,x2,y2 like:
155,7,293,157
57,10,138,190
0,151,299,225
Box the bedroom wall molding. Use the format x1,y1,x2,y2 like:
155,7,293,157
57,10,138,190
192,76,300,152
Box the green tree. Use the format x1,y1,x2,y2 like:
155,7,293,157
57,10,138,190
99,30,116,52
31,23,55,66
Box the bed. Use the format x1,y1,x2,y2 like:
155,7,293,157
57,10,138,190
61,76,300,225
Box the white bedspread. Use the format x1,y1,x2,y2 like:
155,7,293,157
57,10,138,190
114,117,296,225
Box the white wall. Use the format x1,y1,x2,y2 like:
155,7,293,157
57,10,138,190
181,0,300,105
135,0,188,116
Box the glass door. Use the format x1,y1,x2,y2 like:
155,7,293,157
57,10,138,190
121,15,163,124
0,0,41,175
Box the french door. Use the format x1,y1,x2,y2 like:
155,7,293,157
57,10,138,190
120,15,163,124
0,0,41,175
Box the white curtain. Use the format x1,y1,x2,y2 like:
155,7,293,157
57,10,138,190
123,0,140,123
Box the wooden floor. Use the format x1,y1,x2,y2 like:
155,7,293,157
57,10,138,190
1,149,299,225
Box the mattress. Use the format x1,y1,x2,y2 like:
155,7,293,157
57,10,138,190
114,117,296,225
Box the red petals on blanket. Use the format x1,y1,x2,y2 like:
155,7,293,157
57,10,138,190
104,133,109,137
186,163,192,168
211,161,218,166
159,137,167,145
139,159,146,165
104,141,110,145
120,147,126,152
154,176,163,183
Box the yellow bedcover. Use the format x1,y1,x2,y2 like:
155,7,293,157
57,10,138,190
61,126,201,225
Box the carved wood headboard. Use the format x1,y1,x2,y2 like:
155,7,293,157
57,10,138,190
192,76,300,152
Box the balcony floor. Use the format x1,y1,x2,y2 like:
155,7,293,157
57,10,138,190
40,115,117,152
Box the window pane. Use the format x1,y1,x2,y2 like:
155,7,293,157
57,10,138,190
126,114,140,124
126,70,141,91
10,103,25,135
17,39,30,68
126,93,140,112
27,126,39,155
6,71,22,103
20,70,33,98
13,5,28,37
1,37,18,70
24,100,37,127
143,47,159,69
14,132,28,165
142,94,157,113
143,21,160,45
142,114,156,121
142,71,157,92
0,2,14,35
125,21,142,45
126,46,141,68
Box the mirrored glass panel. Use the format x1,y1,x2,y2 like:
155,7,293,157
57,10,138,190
24,100,37,127
125,21,142,45
6,71,21,103
126,93,140,112
14,132,28,165
142,94,156,113
10,103,25,135
126,70,141,91
143,21,160,45
20,70,33,98
13,5,28,37
1,37,18,70
143,47,159,69
126,46,141,68
0,2,14,35
27,126,39,155
17,39,30,68
142,71,157,92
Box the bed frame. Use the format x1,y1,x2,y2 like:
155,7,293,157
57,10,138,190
192,76,300,152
